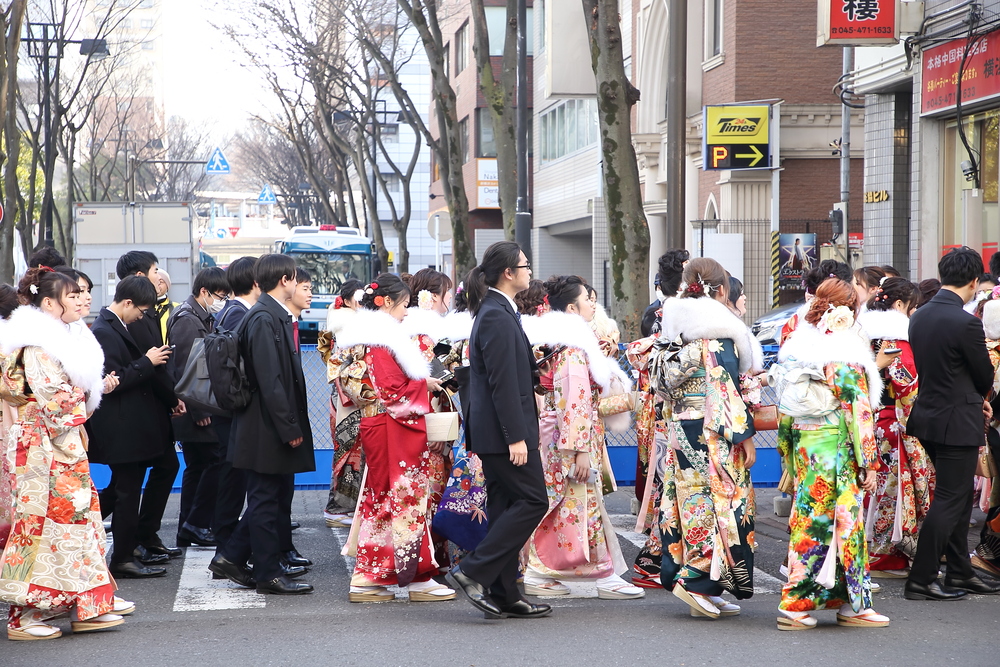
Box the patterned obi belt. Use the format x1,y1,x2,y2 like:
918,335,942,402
666,369,706,421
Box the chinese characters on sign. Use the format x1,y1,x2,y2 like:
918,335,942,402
778,234,818,290
817,0,898,46
920,33,1000,115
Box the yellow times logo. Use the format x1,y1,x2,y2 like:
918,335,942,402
705,104,770,145
714,117,762,136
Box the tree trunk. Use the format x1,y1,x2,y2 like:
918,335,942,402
470,0,518,239
0,1,25,282
581,0,650,340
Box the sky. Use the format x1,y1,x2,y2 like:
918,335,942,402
161,0,274,135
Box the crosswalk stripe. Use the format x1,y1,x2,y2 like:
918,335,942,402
172,546,267,612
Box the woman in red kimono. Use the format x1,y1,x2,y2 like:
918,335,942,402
334,274,455,603
858,278,933,577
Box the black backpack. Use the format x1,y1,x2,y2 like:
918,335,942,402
204,321,252,413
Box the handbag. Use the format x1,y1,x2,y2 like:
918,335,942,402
768,364,839,418
752,405,779,431
425,411,459,442
977,444,998,479
777,468,796,495
175,337,230,417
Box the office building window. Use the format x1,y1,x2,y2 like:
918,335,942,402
456,23,468,73
443,44,450,79
477,108,496,158
539,99,598,163
705,0,723,60
459,116,469,163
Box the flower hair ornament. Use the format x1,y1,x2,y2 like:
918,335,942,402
417,289,434,310
992,284,1000,301
681,275,719,297
817,304,854,334
364,281,378,296
334,295,344,309
373,295,385,307
879,276,890,287
29,284,39,295
455,282,464,295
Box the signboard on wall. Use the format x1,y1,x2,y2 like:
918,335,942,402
817,0,899,46
702,105,771,171
778,233,817,289
921,31,1000,115
476,158,500,209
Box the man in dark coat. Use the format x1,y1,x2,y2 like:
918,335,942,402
906,246,1000,600
167,267,230,548
446,241,551,619
88,276,175,578
210,254,315,595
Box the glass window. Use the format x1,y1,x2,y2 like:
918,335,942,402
443,44,450,79
538,99,598,163
459,116,469,163
556,104,565,157
576,99,588,150
456,23,468,73
942,113,1000,254
566,100,577,154
287,253,370,296
485,7,534,56
705,0,723,59
477,108,496,158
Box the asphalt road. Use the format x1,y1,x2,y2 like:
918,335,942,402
3,488,996,666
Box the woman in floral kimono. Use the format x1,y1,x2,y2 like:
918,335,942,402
334,274,455,603
775,278,888,630
0,268,122,640
652,258,763,619
972,295,1000,578
858,278,933,577
522,275,642,599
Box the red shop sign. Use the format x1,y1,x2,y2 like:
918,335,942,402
817,0,899,47
921,31,1000,115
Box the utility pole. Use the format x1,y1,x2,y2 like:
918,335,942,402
665,0,687,249
840,46,852,265
514,0,532,260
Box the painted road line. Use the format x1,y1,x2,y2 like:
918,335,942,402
330,526,408,601
172,546,266,612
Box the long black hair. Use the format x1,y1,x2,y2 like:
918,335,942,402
466,241,522,316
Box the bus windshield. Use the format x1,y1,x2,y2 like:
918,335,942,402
288,252,370,296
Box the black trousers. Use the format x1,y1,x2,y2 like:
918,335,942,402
178,440,223,531
222,471,294,582
212,416,247,549
279,477,295,552
104,447,178,563
909,441,978,585
138,447,180,544
458,449,548,605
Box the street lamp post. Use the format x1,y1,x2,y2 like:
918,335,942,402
24,22,109,248
514,0,532,261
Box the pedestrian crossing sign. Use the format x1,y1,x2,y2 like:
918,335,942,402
258,184,278,204
205,147,231,175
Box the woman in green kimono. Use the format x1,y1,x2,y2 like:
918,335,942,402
774,277,888,630
653,258,763,619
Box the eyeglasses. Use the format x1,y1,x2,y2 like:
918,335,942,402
137,307,149,318
513,264,531,271
212,292,231,301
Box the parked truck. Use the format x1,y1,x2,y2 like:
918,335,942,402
74,201,196,319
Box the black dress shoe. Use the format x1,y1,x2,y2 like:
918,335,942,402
208,555,256,588
133,545,170,565
177,523,217,547
445,566,501,616
485,599,553,619
110,560,167,579
141,537,183,558
290,521,301,530
282,549,312,567
944,575,1000,595
904,579,968,601
257,575,313,595
280,563,308,578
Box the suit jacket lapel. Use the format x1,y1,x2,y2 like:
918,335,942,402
102,308,140,352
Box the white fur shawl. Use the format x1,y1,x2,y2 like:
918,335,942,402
778,321,883,405
400,307,449,344
324,306,356,336
335,309,431,380
984,300,1000,341
659,296,765,374
524,310,632,393
440,310,473,342
1,306,105,412
858,309,909,342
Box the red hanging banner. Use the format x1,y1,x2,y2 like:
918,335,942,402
818,0,899,46
920,31,1000,115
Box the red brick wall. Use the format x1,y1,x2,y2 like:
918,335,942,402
779,157,863,221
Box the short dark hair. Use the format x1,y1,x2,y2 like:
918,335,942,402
990,252,1000,278
29,246,66,269
657,248,690,298
54,265,93,290
226,256,258,297
114,274,157,307
939,247,984,287
192,267,230,297
294,266,312,284
805,260,852,294
980,273,998,286
116,250,159,279
255,254,297,293
727,276,744,309
0,284,19,319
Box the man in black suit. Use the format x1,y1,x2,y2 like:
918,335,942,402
211,257,260,552
446,241,551,619
88,276,175,578
210,254,315,595
906,247,1000,600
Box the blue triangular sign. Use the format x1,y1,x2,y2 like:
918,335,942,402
205,147,231,175
258,184,277,204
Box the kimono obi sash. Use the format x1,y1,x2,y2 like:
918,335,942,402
667,368,707,421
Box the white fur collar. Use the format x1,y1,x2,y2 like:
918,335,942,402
1,306,105,412
858,309,909,341
335,309,430,380
440,310,473,342
778,321,883,405
324,306,356,336
524,311,631,392
659,297,765,374
401,307,448,344
984,301,1000,341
